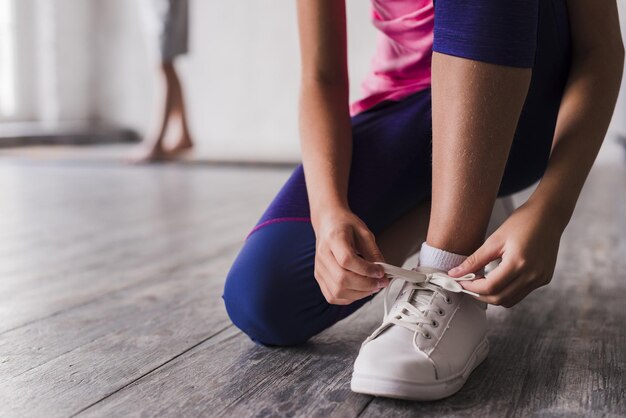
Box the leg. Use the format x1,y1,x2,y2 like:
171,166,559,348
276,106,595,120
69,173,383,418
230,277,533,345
223,222,326,346
426,55,531,255
224,0,571,346
427,0,572,255
426,0,540,255
223,201,430,347
224,26,568,344
351,0,573,401
162,64,194,156
224,91,437,346
131,0,190,162
129,61,176,163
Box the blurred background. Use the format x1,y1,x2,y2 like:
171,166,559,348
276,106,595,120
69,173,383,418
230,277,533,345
0,0,623,163
0,0,379,162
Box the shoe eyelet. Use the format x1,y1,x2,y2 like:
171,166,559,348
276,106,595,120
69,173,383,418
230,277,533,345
422,332,431,339
431,320,439,328
445,297,452,304
437,308,445,316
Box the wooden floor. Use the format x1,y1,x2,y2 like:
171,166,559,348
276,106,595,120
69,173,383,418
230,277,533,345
0,159,624,418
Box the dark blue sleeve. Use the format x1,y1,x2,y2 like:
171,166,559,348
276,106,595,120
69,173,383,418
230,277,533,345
433,0,540,68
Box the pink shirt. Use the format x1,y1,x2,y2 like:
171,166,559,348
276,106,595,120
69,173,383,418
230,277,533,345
350,0,434,116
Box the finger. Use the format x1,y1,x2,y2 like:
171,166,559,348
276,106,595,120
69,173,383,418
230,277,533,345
317,257,379,300
461,258,519,296
323,253,385,292
314,262,353,305
324,272,378,301
475,274,530,307
448,239,502,277
353,228,385,263
335,286,379,301
330,233,385,279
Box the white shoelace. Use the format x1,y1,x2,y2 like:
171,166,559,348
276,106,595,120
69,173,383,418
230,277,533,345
363,263,479,343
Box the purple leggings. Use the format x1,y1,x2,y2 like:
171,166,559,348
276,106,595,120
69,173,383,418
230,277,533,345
223,0,571,346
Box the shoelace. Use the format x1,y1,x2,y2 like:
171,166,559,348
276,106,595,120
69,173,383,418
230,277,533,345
363,263,479,343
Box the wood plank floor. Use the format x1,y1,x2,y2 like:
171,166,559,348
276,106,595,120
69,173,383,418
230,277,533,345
0,159,624,417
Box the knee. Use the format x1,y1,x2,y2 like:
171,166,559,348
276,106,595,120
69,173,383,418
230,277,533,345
223,264,312,347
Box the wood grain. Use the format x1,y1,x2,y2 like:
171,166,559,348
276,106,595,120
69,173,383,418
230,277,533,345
0,160,623,418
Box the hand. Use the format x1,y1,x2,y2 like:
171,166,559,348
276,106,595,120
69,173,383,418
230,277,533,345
448,201,563,307
312,209,388,305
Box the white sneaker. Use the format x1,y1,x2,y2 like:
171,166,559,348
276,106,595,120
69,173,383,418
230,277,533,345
350,262,489,401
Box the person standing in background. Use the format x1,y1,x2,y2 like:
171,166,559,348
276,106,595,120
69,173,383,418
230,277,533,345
130,0,193,163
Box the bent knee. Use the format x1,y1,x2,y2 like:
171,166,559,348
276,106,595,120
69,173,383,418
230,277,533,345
223,268,313,347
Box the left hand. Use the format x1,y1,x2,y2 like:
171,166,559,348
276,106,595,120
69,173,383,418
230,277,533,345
447,201,563,307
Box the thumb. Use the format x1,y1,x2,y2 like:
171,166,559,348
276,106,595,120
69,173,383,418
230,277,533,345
448,240,500,277
354,228,385,263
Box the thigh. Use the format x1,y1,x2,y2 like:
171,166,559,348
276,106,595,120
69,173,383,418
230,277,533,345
253,88,435,237
226,90,436,344
224,221,375,345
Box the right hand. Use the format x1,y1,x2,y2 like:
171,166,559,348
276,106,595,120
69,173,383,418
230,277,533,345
313,209,389,305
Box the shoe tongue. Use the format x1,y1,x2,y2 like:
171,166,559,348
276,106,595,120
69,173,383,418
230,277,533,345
393,280,434,313
406,264,453,309
412,288,434,307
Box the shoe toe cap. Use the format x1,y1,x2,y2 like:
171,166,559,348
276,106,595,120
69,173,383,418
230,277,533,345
353,327,437,383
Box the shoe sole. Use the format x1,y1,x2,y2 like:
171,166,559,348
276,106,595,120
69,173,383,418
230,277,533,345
350,338,489,401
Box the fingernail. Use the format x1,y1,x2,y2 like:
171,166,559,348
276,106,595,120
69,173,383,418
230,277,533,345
449,267,461,275
377,279,387,288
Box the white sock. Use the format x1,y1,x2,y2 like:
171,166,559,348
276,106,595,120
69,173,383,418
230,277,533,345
418,242,467,272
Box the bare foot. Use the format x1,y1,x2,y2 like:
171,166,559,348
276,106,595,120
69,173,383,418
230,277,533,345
126,142,169,164
162,135,194,158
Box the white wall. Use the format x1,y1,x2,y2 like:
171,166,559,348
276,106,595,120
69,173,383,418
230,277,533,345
90,0,626,163
93,0,377,162
7,0,95,123
7,0,626,163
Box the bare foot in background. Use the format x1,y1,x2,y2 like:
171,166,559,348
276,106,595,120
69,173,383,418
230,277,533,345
162,120,194,157
163,137,193,158
127,140,170,163
127,61,193,164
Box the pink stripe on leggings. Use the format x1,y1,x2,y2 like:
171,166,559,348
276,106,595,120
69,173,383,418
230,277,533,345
247,217,312,239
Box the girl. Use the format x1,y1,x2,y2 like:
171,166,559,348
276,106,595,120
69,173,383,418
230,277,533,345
224,0,623,400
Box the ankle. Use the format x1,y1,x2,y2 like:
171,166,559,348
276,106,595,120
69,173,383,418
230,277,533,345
426,227,486,255
419,242,467,272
